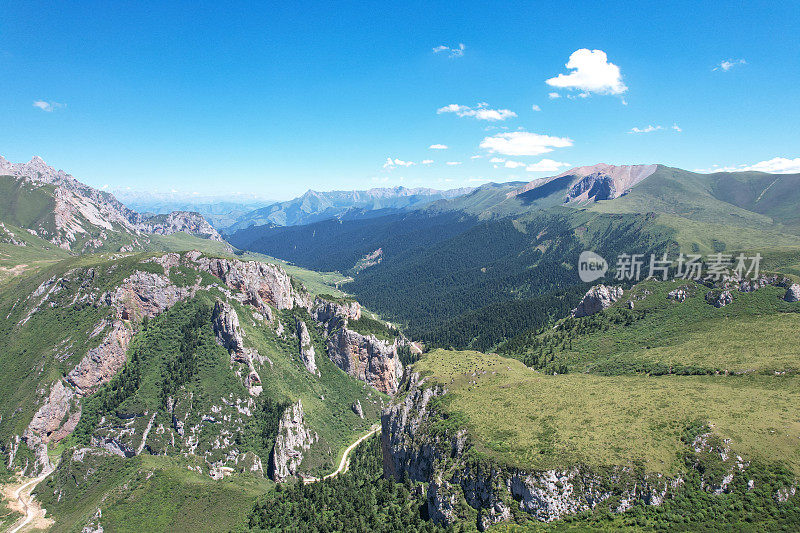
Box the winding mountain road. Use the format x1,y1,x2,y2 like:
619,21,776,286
7,468,52,533
303,424,380,484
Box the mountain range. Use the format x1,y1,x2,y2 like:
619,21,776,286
0,156,224,252
1,158,800,532
223,185,476,232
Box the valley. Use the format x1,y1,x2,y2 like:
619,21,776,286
1,157,799,532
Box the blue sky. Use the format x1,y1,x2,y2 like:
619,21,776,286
2,1,799,200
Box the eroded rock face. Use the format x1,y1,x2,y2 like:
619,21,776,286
381,374,684,530
212,300,246,354
295,318,320,376
313,296,361,324
785,284,800,302
327,329,403,394
571,284,624,318
25,381,80,444
114,270,197,320
352,400,364,419
0,155,222,249
211,300,263,396
271,401,317,482
188,253,309,312
66,321,132,396
139,211,224,242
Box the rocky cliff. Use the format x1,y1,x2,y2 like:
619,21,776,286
327,328,403,394
295,318,320,376
381,374,748,530
271,400,318,481
571,284,624,317
0,155,223,250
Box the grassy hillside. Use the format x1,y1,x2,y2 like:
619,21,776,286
0,251,384,531
499,279,800,376
413,349,800,476
0,175,56,232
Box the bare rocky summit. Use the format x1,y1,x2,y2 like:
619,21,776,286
509,163,657,204
571,284,624,318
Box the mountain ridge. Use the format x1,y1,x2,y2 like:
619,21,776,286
0,155,224,251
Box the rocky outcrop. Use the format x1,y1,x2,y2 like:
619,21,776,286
327,328,403,394
352,400,364,419
66,321,132,396
140,211,224,242
381,374,683,530
270,401,317,481
212,300,263,396
187,252,309,313
705,290,733,308
313,296,362,324
785,284,800,302
571,284,623,318
212,300,247,353
25,381,80,444
295,318,320,376
113,270,198,320
667,287,688,302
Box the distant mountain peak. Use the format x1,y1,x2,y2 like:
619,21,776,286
509,163,658,203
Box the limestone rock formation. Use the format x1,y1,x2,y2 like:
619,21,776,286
271,400,317,481
212,300,247,354
352,400,364,419
312,296,362,324
381,374,684,530
211,299,263,396
138,211,224,242
0,155,222,249
25,381,80,444
571,284,624,318
295,318,320,376
785,284,800,302
66,321,132,396
667,287,688,302
326,328,403,394
706,290,733,308
188,252,309,312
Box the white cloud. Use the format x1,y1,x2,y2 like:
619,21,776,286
489,157,505,163
714,58,746,71
548,92,561,99
421,159,434,165
546,49,627,96
672,123,682,132
480,131,573,156
433,43,465,58
531,104,541,111
429,143,448,150
437,103,517,121
628,125,663,134
382,157,415,169
504,160,526,169
470,155,482,159
446,161,462,166
696,157,800,174
525,159,571,172
33,100,65,112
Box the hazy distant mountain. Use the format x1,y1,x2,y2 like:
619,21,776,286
116,193,275,230
0,155,224,251
224,185,475,232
